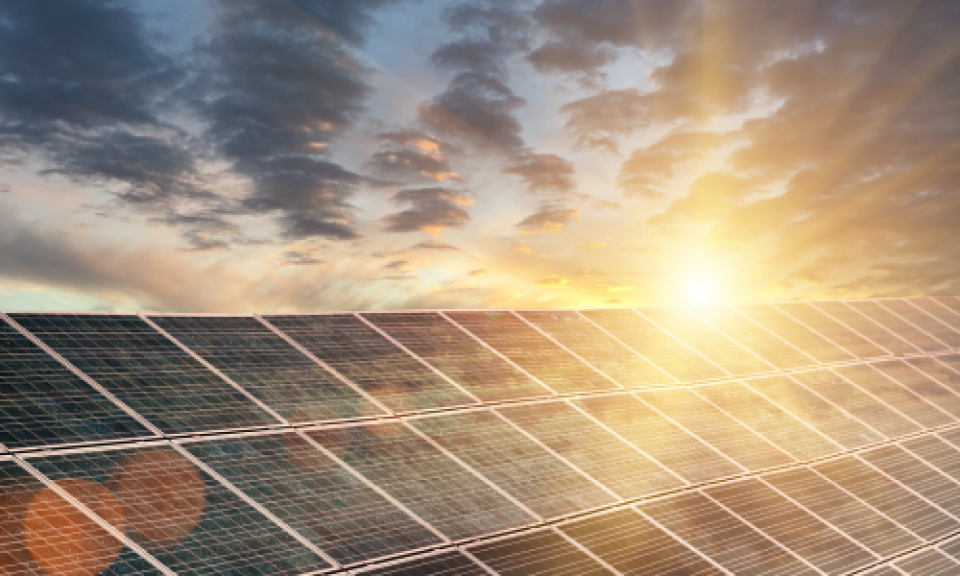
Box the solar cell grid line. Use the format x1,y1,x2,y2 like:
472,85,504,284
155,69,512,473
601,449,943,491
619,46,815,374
517,310,678,389
901,298,960,349
349,549,493,575
833,363,956,428
579,308,729,383
894,548,960,575
775,302,889,359
638,306,776,377
637,490,821,576
790,369,921,439
908,357,960,398
859,444,960,521
933,297,960,317
703,477,877,575
305,421,536,541
9,313,281,435
811,301,921,358
846,300,948,354
761,467,921,557
735,304,856,364
872,360,960,419
694,381,843,461
880,298,960,350
22,440,332,575
813,455,960,542
464,527,617,576
935,428,960,454
176,430,444,566
574,393,745,484
863,567,905,576
901,435,960,488
409,409,618,520
362,311,553,402
256,315,394,416
940,537,960,568
1,454,169,576
0,313,156,451
556,507,729,575
744,374,885,449
688,305,819,370
635,388,796,471
495,400,685,500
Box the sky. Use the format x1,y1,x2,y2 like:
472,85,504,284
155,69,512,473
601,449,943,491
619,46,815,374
1,0,959,313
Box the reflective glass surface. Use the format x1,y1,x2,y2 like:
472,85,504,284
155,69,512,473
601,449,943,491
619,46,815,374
845,300,945,353
813,301,919,356
735,304,854,364
871,360,960,419
355,550,489,575
880,299,960,348
690,305,815,370
776,303,887,359
909,297,960,335
834,364,953,428
895,548,960,574
860,445,960,519
467,529,613,576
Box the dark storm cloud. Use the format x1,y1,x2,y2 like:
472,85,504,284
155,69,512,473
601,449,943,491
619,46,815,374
516,206,580,235
502,153,576,196
381,187,472,234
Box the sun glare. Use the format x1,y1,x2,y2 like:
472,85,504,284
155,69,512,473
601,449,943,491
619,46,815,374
685,273,717,304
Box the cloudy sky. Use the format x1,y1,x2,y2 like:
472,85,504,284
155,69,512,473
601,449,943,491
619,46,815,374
1,0,959,312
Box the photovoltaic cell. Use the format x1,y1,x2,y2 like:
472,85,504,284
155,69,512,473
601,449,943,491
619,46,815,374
0,456,160,575
496,401,684,499
580,309,727,382
860,445,960,519
575,394,743,483
639,491,819,576
705,478,874,575
10,314,278,434
558,508,724,576
262,314,475,413
776,302,888,359
517,310,676,389
939,428,960,453
834,364,954,428
902,436,960,485
735,304,855,364
696,381,840,460
934,296,960,316
638,388,794,471
747,375,883,449
862,567,902,576
763,467,920,557
26,444,328,575
908,357,960,398
813,301,919,357
307,422,534,541
882,299,960,349
150,315,384,423
467,529,614,576
846,300,946,353
411,411,616,519
690,305,815,370
910,297,960,335
0,319,152,451
362,313,548,402
791,369,920,438
444,311,613,394
639,307,773,376
353,550,489,576
871,360,960,419
814,456,960,541
895,548,960,575
939,538,960,567
180,432,442,565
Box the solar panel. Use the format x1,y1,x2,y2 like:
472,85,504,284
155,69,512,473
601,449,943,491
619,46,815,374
905,357,960,401
894,548,960,574
443,311,614,394
557,508,724,575
791,369,921,438
776,302,888,359
862,567,902,576
933,296,960,316
871,360,960,419
579,309,727,382
695,381,841,460
881,299,960,349
9,314,279,434
845,300,947,353
814,456,960,541
735,304,855,363
261,314,477,413
410,410,616,519
704,478,875,574
939,537,960,567
575,394,744,483
149,315,385,424
639,307,774,376
689,305,816,370
637,388,794,470
833,364,954,428
179,431,442,565
860,445,960,519
763,467,920,557
465,528,614,576
0,318,153,451
746,374,884,448
306,421,534,540
939,428,960,452
352,550,490,575
901,436,960,484
812,301,920,357
496,401,684,499
361,313,550,401
517,310,676,388
638,491,820,576
902,298,960,346
23,442,329,575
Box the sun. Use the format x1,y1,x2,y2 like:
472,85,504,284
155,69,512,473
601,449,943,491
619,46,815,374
685,273,717,304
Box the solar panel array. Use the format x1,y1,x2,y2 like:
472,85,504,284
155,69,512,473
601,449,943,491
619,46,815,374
3,298,960,574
